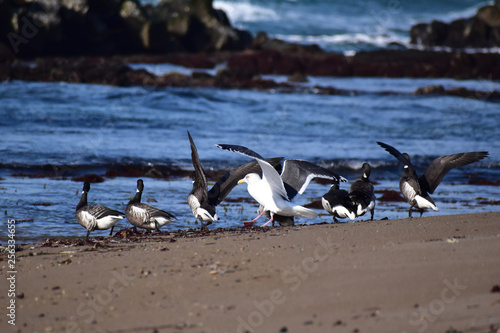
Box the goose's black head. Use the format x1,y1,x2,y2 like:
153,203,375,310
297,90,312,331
402,153,411,164
362,163,371,179
137,179,144,192
330,179,340,190
77,182,90,211
127,179,144,205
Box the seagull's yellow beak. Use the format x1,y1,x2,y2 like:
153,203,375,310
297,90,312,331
237,179,245,185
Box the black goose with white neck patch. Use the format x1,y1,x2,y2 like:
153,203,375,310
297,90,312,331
377,141,489,217
125,179,176,231
348,163,376,220
75,182,124,238
322,178,356,222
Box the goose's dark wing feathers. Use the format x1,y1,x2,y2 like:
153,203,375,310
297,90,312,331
348,179,374,206
86,205,123,219
420,151,489,194
377,141,419,179
377,141,410,165
135,203,176,219
188,131,209,202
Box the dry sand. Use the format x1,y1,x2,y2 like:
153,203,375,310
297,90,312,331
2,212,500,333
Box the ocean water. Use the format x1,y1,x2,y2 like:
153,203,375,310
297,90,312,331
213,0,495,53
1,1,500,243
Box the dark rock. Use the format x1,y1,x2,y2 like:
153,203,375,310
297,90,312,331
0,0,252,58
125,53,219,69
410,20,449,47
72,174,105,183
226,49,349,77
3,49,500,91
0,42,15,62
104,164,186,179
410,1,500,49
387,41,407,50
376,190,405,202
252,31,323,54
288,72,308,83
225,48,500,79
304,200,324,209
351,50,500,79
151,0,252,52
476,2,500,27
414,85,446,95
469,174,500,186
415,85,500,100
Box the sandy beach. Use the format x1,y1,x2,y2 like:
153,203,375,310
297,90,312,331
2,211,500,333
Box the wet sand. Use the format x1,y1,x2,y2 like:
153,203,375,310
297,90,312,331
3,211,500,333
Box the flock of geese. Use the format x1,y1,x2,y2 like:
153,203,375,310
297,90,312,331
76,131,489,237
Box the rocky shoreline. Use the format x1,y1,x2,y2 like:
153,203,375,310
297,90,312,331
410,1,500,49
2,49,499,99
1,0,499,98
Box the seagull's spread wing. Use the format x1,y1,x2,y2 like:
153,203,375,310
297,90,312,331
216,144,289,201
215,144,265,160
257,159,290,201
208,157,284,206
420,151,489,194
280,159,347,200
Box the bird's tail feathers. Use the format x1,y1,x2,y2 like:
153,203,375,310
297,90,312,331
415,195,438,211
292,206,317,219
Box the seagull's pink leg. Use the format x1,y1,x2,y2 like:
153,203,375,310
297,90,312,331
243,210,266,227
260,215,274,228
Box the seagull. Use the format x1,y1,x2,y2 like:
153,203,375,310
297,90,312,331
348,163,376,220
377,141,489,217
125,179,176,231
216,144,346,227
187,131,283,228
75,182,125,238
321,178,356,222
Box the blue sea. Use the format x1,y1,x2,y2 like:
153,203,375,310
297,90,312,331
1,0,499,243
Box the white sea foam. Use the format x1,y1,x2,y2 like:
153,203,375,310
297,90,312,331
441,1,492,22
214,0,279,22
275,32,410,53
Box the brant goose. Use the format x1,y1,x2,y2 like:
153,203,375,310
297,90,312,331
125,179,176,231
321,178,356,222
377,141,489,217
216,144,346,227
348,163,376,220
75,182,124,238
187,130,283,228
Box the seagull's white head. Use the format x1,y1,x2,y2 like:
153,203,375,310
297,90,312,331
237,173,262,185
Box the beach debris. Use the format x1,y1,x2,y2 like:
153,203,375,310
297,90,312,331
60,258,72,264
